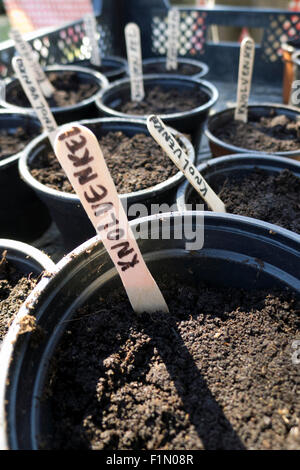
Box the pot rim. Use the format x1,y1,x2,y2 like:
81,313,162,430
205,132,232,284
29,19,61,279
19,116,195,202
95,74,219,121
0,110,42,169
0,65,109,114
0,238,55,274
0,210,300,450
142,57,209,78
75,55,128,79
205,103,300,157
176,153,300,237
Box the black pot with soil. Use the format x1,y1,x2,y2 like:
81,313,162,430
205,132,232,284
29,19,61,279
206,104,300,160
0,110,51,241
0,65,109,124
0,212,299,450
176,153,300,236
0,238,55,344
95,74,219,148
74,56,128,81
19,117,195,250
142,57,209,79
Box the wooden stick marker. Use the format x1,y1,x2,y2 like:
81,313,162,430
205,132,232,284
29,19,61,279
125,23,145,102
54,124,169,314
10,28,55,98
12,56,58,147
234,37,255,123
166,8,180,71
83,13,101,67
147,115,226,213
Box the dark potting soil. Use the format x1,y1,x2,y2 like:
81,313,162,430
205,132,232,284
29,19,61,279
0,251,37,341
117,86,209,115
46,276,300,450
143,62,201,76
30,131,180,194
0,126,36,160
188,169,300,235
7,71,99,108
214,113,300,152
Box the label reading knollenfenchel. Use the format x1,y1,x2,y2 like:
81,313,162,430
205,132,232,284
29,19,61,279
55,124,169,314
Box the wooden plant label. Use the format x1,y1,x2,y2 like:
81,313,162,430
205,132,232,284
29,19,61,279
12,56,58,146
83,13,101,67
55,124,169,314
10,28,55,98
147,115,226,213
125,23,145,102
234,37,255,122
166,8,180,71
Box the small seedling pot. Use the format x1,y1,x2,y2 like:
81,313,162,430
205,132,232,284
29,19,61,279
142,57,209,79
176,153,300,235
95,74,219,149
0,111,51,242
0,65,109,124
0,211,299,449
0,238,54,276
19,117,195,250
74,56,128,81
205,104,300,160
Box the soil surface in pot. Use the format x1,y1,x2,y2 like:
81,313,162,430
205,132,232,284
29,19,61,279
7,72,99,108
45,276,300,450
0,250,37,341
0,127,37,160
30,131,180,193
213,113,300,152
188,169,300,234
117,86,209,115
143,62,201,76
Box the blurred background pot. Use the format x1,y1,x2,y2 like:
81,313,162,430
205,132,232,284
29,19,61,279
205,104,300,160
142,57,209,79
95,74,219,151
74,56,128,82
0,65,109,124
0,110,51,242
19,117,195,251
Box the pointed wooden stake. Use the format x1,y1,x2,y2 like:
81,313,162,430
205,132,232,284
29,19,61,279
125,23,145,102
234,37,255,123
10,28,55,98
147,115,226,213
55,124,169,314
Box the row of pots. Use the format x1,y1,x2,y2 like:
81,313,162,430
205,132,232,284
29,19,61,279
0,210,299,449
2,102,300,245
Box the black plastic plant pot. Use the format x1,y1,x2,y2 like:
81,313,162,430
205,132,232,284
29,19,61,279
0,111,51,242
95,74,219,147
19,117,195,250
0,238,54,277
142,57,209,79
0,212,299,450
0,65,109,125
74,56,128,81
176,153,300,235
205,104,300,160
